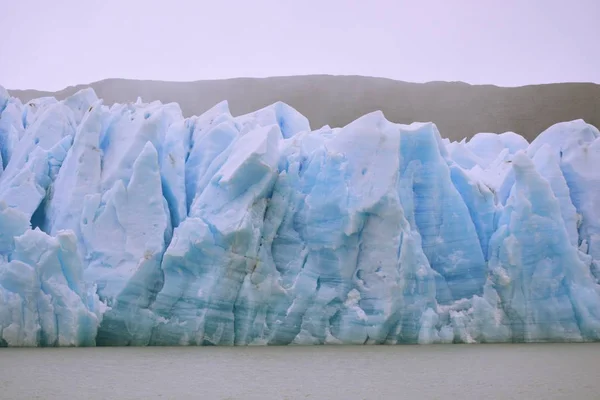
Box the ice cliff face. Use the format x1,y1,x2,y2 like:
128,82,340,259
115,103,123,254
1,85,599,346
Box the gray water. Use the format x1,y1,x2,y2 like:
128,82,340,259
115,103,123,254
1,344,599,399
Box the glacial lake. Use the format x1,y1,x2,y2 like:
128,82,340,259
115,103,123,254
1,344,599,399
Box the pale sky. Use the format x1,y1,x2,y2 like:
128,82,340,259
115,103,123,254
1,0,598,91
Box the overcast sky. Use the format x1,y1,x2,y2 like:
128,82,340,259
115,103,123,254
1,0,598,91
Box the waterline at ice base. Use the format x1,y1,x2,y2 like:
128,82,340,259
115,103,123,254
1,85,599,347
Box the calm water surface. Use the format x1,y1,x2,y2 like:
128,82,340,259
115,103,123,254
1,344,599,399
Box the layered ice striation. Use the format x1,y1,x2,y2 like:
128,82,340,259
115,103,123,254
1,85,599,346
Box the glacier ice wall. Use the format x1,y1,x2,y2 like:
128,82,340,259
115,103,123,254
1,85,600,346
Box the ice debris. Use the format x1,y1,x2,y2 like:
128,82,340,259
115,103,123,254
1,85,599,346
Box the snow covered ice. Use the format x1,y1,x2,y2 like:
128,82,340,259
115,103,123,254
1,85,600,346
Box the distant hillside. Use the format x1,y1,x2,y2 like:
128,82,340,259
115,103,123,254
9,75,600,142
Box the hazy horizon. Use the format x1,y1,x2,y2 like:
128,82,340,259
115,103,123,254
6,73,600,93
1,0,599,91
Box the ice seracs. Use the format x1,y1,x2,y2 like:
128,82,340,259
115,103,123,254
0,228,103,346
1,83,600,346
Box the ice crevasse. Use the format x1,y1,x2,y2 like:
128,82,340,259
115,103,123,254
0,85,599,346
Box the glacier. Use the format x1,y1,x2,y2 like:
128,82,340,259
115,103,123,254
1,84,600,346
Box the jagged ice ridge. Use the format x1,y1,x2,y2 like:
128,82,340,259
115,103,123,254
1,85,599,346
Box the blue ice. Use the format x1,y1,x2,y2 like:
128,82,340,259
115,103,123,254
1,85,599,346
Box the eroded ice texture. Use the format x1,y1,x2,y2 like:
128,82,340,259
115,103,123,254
1,85,600,346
